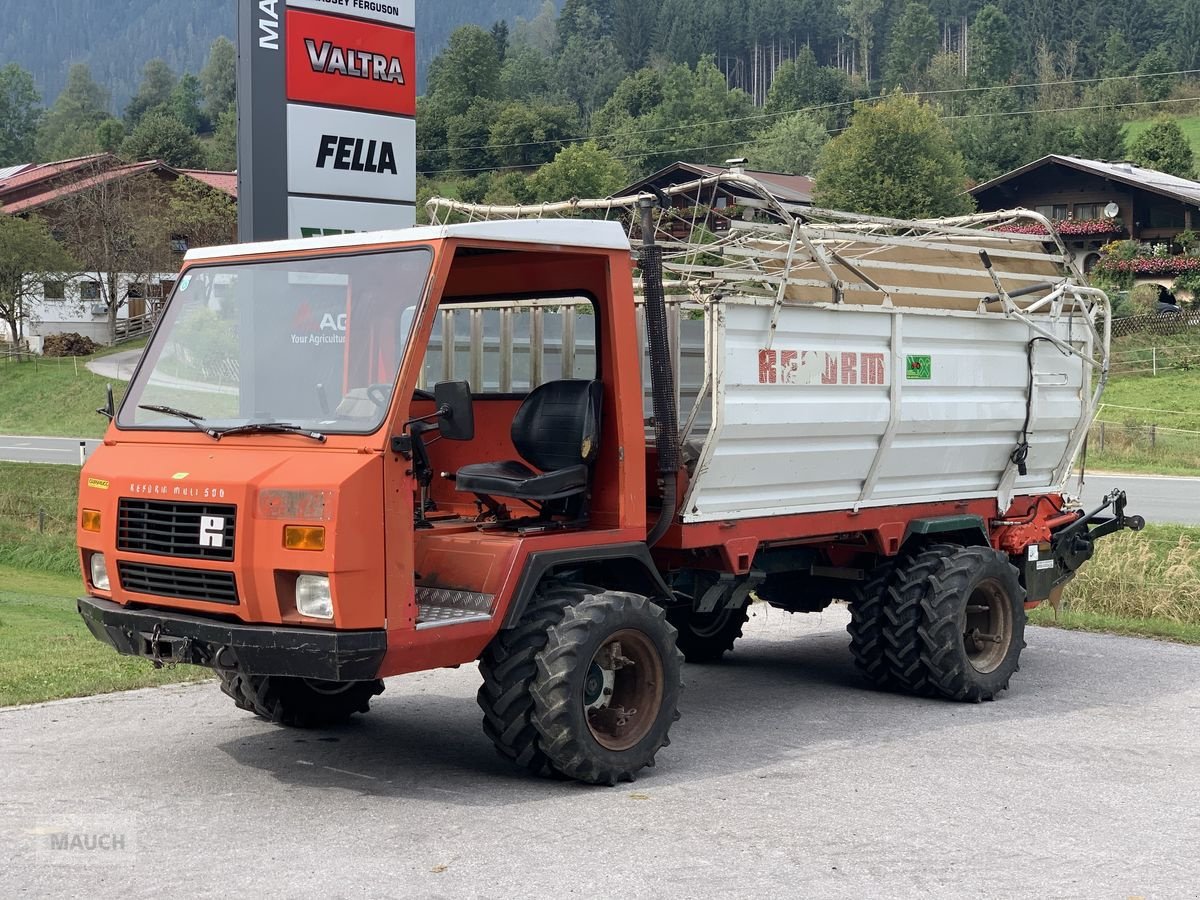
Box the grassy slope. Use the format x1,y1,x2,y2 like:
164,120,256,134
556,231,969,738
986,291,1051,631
0,462,81,575
0,566,208,707
1124,115,1200,156
0,341,141,438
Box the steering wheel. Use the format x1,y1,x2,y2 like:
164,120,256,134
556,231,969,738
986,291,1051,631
366,384,391,410
412,388,436,401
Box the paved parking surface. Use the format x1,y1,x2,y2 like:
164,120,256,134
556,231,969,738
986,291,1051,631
2,606,1198,899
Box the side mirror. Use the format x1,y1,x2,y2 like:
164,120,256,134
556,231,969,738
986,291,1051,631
434,381,474,441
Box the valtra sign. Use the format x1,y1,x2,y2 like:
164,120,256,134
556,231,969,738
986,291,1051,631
286,9,416,116
237,0,416,241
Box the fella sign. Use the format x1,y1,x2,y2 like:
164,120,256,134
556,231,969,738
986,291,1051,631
237,0,416,240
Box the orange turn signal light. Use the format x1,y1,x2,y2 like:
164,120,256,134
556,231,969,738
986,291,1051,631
284,525,326,551
81,509,102,533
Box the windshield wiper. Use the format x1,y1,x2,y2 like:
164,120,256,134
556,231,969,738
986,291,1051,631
213,423,327,443
138,404,219,439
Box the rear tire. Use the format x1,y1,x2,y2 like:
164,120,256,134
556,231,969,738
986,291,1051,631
918,546,1026,702
667,602,749,663
218,671,384,727
531,590,683,785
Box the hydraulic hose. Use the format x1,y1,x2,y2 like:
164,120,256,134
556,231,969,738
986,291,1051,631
640,196,680,548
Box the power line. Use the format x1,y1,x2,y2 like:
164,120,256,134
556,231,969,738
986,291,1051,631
418,66,1200,159
420,94,1200,176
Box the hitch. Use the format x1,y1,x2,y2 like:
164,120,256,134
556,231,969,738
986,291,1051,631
1054,489,1145,547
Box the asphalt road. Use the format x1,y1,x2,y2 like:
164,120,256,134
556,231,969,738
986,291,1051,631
1075,472,1200,525
3,607,1198,899
0,434,100,465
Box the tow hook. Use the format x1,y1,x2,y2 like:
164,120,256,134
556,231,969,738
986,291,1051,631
1048,490,1144,582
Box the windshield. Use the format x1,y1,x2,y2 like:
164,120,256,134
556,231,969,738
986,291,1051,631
119,248,433,435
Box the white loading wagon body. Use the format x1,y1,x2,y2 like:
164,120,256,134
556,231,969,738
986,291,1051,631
426,174,1110,524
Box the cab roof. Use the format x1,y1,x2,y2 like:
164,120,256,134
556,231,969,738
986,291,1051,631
185,219,633,263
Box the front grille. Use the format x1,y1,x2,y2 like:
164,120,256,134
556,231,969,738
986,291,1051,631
118,499,236,561
117,562,239,605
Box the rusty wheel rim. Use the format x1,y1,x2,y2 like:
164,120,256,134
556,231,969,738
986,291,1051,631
963,578,1013,674
584,629,664,752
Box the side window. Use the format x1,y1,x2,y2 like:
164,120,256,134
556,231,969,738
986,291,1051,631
419,298,597,395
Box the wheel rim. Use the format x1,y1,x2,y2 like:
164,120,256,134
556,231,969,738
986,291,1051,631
584,629,664,752
301,678,355,696
962,578,1013,674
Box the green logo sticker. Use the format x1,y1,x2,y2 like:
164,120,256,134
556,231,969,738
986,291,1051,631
906,355,932,380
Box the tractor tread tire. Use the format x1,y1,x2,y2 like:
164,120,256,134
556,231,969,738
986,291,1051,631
217,670,383,728
917,546,1026,703
531,591,683,785
476,581,581,776
667,602,750,664
879,543,963,695
847,564,898,688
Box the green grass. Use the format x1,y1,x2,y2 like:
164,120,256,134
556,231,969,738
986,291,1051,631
0,341,142,438
1029,606,1200,644
0,566,209,707
1081,331,1200,475
0,462,81,575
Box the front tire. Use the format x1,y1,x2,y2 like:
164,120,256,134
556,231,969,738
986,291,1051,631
218,671,384,727
531,590,683,785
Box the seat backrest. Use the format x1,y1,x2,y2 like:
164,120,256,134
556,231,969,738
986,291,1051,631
512,379,603,472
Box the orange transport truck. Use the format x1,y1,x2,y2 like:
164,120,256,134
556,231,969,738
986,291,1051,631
77,179,1141,784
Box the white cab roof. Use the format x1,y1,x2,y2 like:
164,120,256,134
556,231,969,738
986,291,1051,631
185,219,632,262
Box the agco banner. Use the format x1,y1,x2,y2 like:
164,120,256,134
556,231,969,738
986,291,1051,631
237,0,417,241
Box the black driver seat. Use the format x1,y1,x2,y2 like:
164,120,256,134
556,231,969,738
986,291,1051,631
455,379,602,502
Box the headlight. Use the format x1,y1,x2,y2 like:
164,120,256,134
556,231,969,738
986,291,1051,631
296,574,333,619
90,553,110,591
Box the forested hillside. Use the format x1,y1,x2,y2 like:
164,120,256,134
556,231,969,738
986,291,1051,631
0,0,558,110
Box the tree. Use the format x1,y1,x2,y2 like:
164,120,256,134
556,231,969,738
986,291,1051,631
120,113,205,167
747,112,828,174
840,0,885,81
206,106,237,171
0,64,41,166
883,2,939,89
489,102,579,168
36,64,110,161
445,99,504,172
125,59,176,127
95,118,126,153
0,215,75,347
169,74,208,134
491,20,510,63
765,49,859,131
814,91,974,218
427,26,502,118
1075,109,1126,162
499,47,559,103
167,177,237,250
557,36,627,120
613,0,655,71
968,5,1013,86
529,141,628,202
1136,46,1175,103
50,161,177,343
1129,118,1196,178
200,37,237,119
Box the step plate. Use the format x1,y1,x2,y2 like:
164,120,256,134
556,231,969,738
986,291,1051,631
415,587,495,630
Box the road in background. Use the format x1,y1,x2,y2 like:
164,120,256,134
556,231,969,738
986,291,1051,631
2,608,1197,898
0,435,99,466
1074,472,1200,525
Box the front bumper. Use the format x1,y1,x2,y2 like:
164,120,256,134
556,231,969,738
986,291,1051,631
77,596,387,681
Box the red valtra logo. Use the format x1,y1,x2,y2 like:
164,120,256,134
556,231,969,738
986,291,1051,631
286,9,416,117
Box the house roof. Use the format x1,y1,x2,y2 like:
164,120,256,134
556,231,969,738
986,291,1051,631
970,154,1200,207
178,169,238,198
620,161,815,204
0,156,237,214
